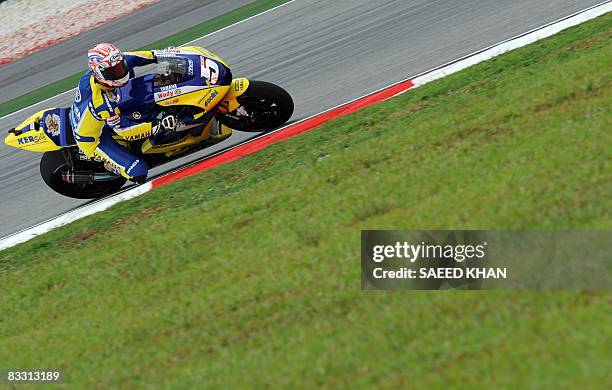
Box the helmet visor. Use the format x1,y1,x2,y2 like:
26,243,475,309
101,60,128,81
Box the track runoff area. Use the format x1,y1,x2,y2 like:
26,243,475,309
0,1,610,251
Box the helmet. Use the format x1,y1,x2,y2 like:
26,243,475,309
87,43,129,88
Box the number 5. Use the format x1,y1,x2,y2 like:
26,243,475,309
201,58,219,84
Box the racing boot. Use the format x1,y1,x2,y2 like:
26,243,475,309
104,160,147,184
132,175,148,185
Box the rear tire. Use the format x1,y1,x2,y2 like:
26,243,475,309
219,80,294,132
40,150,127,199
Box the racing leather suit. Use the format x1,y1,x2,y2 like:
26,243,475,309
70,51,156,181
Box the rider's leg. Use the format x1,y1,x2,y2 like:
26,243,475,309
111,121,154,140
93,129,149,184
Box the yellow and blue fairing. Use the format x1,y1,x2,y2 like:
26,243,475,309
4,108,73,152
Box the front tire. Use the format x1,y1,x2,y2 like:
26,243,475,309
220,80,294,132
40,150,127,199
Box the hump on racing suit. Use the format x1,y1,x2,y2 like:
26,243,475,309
70,51,157,181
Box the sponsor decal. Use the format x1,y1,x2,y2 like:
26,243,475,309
160,84,178,92
133,111,142,120
102,159,122,175
124,130,152,141
44,113,61,137
77,149,93,161
155,90,175,100
126,159,140,175
70,105,81,129
205,90,219,107
88,102,103,121
234,79,245,92
155,47,182,55
197,89,212,104
17,134,45,145
75,89,81,103
188,59,194,76
155,85,206,102
159,98,180,106
151,136,187,149
155,88,182,100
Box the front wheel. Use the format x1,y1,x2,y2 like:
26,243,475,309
219,80,294,132
40,150,127,199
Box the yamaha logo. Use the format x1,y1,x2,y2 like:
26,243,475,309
133,111,142,120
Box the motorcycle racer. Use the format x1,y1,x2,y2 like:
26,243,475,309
5,44,294,199
70,43,167,184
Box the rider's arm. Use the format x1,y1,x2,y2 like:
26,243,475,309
124,51,157,68
73,82,118,156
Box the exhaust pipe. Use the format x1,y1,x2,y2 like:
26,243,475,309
61,171,120,184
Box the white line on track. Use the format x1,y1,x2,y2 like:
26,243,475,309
0,183,152,250
407,0,612,89
0,0,298,122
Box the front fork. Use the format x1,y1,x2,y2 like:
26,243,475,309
217,78,250,114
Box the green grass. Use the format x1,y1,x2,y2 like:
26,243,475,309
0,0,291,118
1,13,611,389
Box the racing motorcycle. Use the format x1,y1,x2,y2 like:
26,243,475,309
4,46,294,199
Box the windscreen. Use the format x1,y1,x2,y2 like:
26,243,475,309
153,56,193,87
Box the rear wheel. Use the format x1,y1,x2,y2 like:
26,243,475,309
220,80,294,132
40,150,127,199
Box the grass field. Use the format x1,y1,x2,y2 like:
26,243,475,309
1,13,611,388
0,0,290,118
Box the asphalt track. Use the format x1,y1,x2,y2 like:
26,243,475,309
0,0,603,238
0,0,253,102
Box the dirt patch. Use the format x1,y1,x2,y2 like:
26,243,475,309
66,228,99,244
249,158,274,173
447,80,488,96
351,200,398,223
432,126,515,149
113,207,167,228
387,103,428,120
566,33,611,51
233,217,253,229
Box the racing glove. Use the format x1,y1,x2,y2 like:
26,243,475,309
106,115,121,129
